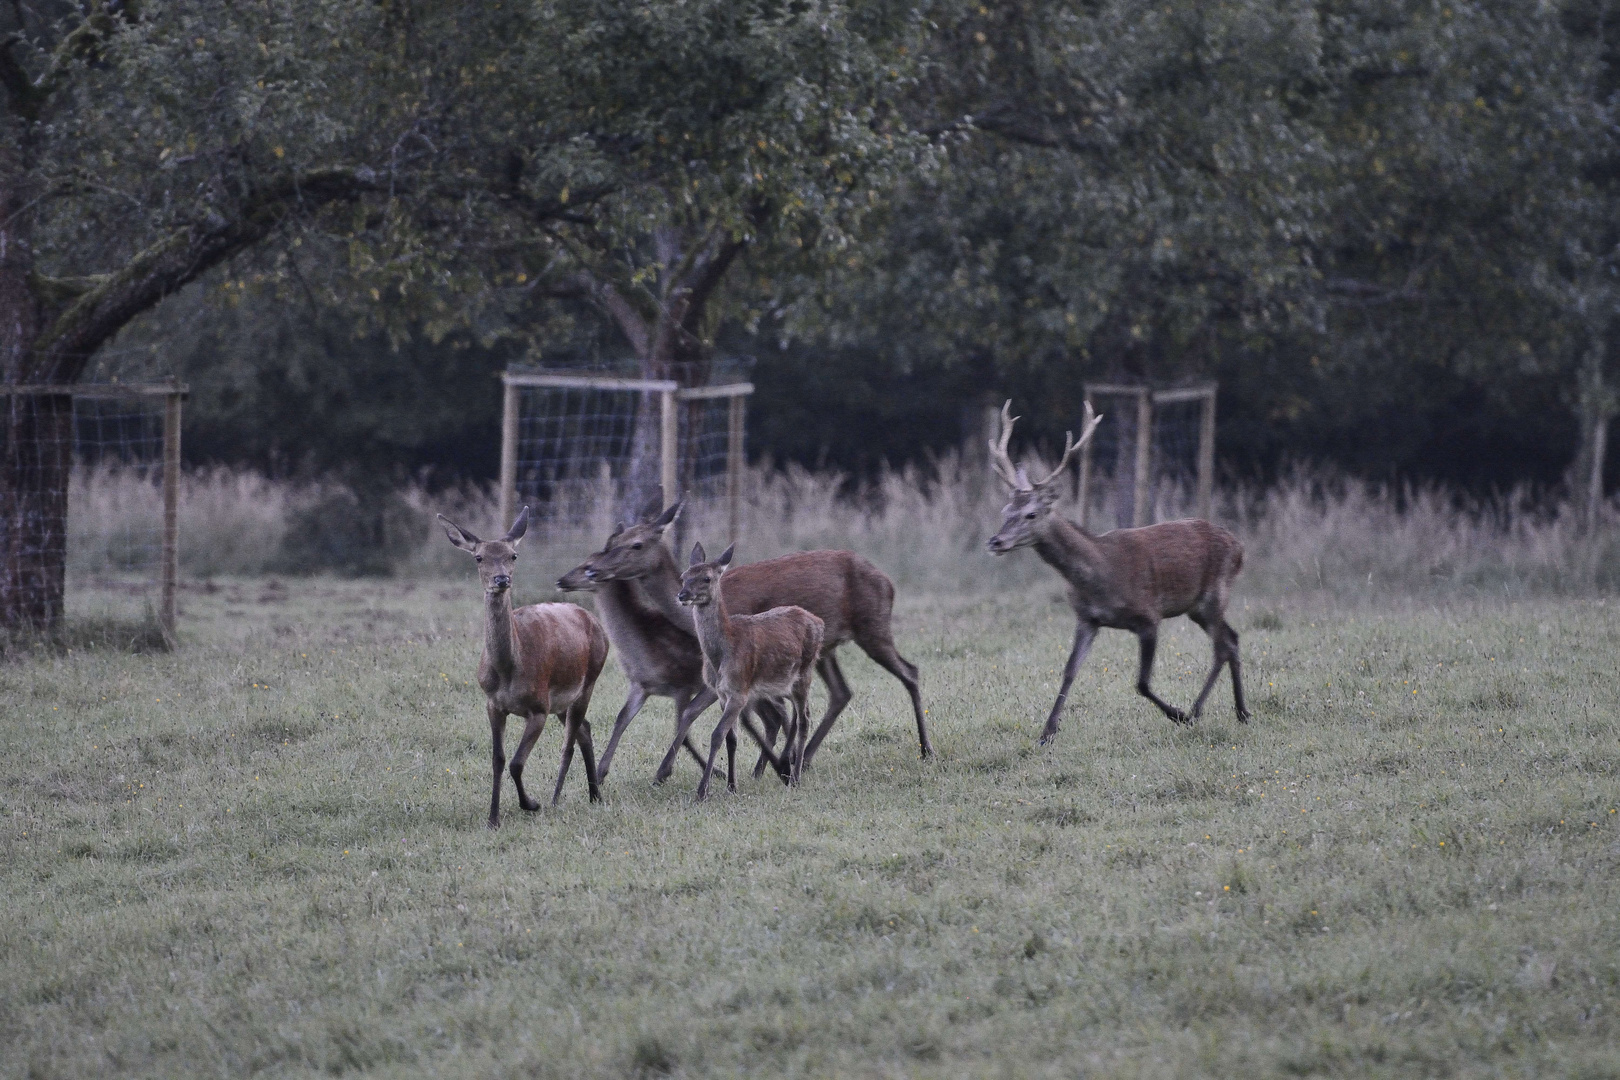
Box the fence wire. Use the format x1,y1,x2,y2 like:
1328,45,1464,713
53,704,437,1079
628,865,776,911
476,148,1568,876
1082,390,1208,529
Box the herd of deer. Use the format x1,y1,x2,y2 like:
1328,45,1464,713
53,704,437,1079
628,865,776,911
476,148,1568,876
439,402,1250,827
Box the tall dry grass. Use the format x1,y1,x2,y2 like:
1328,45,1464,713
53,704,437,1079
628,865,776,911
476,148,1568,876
65,456,1619,599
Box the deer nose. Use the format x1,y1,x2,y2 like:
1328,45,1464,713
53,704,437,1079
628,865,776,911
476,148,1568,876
491,574,511,590
675,589,692,604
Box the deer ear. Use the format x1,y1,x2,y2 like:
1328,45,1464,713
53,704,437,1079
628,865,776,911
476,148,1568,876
1035,484,1061,507
638,489,665,523
689,541,707,567
438,514,479,552
502,505,530,546
653,496,683,530
607,520,626,542
716,543,734,569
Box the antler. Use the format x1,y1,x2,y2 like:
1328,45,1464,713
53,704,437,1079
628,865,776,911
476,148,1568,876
988,400,1026,490
990,400,1106,492
1026,400,1105,490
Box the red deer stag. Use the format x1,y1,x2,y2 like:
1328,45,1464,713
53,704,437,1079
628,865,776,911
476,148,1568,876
676,542,825,801
986,402,1249,741
556,500,785,789
561,495,930,783
440,507,610,827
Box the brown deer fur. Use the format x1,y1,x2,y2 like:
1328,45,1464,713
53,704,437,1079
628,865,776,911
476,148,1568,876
676,542,825,801
439,507,610,827
986,402,1249,742
562,496,930,782
557,502,784,787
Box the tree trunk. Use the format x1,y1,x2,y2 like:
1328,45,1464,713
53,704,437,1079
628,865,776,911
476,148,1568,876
0,392,72,628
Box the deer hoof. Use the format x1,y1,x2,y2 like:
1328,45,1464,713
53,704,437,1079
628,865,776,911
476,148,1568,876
486,817,500,830
1036,731,1058,747
1236,708,1252,724
1168,709,1191,725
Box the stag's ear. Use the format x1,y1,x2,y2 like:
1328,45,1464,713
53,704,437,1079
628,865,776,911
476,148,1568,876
653,496,683,530
438,514,479,552
689,541,707,567
502,506,530,546
716,543,734,569
1035,484,1061,508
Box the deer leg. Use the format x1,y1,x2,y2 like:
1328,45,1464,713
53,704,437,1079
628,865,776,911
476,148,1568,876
737,711,791,786
750,699,790,779
856,637,931,761
800,652,854,766
726,726,738,793
1038,620,1097,746
1187,612,1225,721
486,705,509,829
1226,625,1250,723
594,684,649,784
571,703,604,802
1135,628,1190,724
551,713,579,806
654,687,718,785
791,690,811,784
696,698,746,803
509,711,551,812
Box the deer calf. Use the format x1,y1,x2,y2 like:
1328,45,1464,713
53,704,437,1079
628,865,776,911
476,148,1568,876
676,542,824,801
440,507,610,827
986,402,1249,742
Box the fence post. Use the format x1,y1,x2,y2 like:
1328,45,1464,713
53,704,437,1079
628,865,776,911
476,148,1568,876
660,388,678,510
1132,389,1153,527
727,392,745,542
160,387,182,645
1197,385,1217,522
498,377,518,531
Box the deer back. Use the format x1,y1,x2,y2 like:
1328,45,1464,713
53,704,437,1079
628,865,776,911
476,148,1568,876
721,550,891,646
718,605,825,699
1093,519,1243,619
492,602,609,707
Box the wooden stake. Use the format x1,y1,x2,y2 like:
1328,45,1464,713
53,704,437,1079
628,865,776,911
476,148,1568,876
1133,389,1153,527
1197,386,1217,522
499,378,518,531
160,388,182,645
727,393,746,542
660,389,678,510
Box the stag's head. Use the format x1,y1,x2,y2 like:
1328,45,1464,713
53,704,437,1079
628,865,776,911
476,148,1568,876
440,507,529,594
986,400,1103,554
676,541,734,608
557,494,681,591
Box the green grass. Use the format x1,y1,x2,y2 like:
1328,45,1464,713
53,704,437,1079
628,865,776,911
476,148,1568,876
3,574,1619,1078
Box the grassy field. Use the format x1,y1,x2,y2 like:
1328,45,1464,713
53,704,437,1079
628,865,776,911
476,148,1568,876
2,569,1619,1078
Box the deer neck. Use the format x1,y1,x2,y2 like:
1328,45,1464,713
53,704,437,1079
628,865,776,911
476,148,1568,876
639,543,692,627
688,589,735,675
483,588,521,676
1034,516,1110,587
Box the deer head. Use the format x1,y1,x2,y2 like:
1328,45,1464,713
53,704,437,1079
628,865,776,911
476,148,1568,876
986,400,1103,554
441,507,530,594
557,493,682,591
676,541,734,607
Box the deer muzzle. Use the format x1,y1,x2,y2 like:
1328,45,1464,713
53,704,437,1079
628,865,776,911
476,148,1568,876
490,574,512,591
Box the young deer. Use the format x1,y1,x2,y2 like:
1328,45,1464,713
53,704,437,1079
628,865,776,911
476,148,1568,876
562,495,929,783
676,542,825,801
440,507,610,827
556,504,784,788
986,402,1249,742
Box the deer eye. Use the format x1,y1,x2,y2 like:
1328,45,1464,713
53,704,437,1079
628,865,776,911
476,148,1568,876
632,542,643,550
1025,512,1038,520
474,554,482,562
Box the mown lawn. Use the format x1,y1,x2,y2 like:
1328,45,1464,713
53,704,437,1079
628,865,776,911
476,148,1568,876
2,572,1618,1078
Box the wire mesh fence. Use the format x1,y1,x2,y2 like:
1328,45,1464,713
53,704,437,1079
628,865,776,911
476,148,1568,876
1078,383,1215,529
0,384,180,635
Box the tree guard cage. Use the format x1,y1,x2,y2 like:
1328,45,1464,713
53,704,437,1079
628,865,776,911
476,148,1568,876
1076,382,1217,529
499,370,752,543
0,382,183,640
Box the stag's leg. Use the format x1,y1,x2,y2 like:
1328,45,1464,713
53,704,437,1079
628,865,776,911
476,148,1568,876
1134,627,1190,724
1038,620,1098,746
696,697,746,803
594,685,648,784
509,710,551,812
797,650,853,767
653,687,719,784
486,704,509,829
853,635,931,761
1226,625,1251,723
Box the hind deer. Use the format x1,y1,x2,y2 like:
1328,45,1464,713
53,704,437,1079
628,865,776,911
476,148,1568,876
559,495,929,784
986,401,1249,742
439,507,610,827
676,542,824,801
556,501,785,790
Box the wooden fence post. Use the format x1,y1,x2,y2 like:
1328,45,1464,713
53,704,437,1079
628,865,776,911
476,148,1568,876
499,377,518,531
160,387,182,645
1077,392,1094,529
1197,385,1217,522
1132,389,1153,527
727,392,745,542
660,388,678,511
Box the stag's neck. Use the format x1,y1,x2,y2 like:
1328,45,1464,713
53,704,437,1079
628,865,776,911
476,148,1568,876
688,593,734,675
483,589,520,676
642,544,692,627
1034,516,1110,587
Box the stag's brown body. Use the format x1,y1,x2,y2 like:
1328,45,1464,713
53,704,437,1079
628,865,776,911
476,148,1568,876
987,402,1249,742
557,498,928,784
440,508,610,827
677,542,825,801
